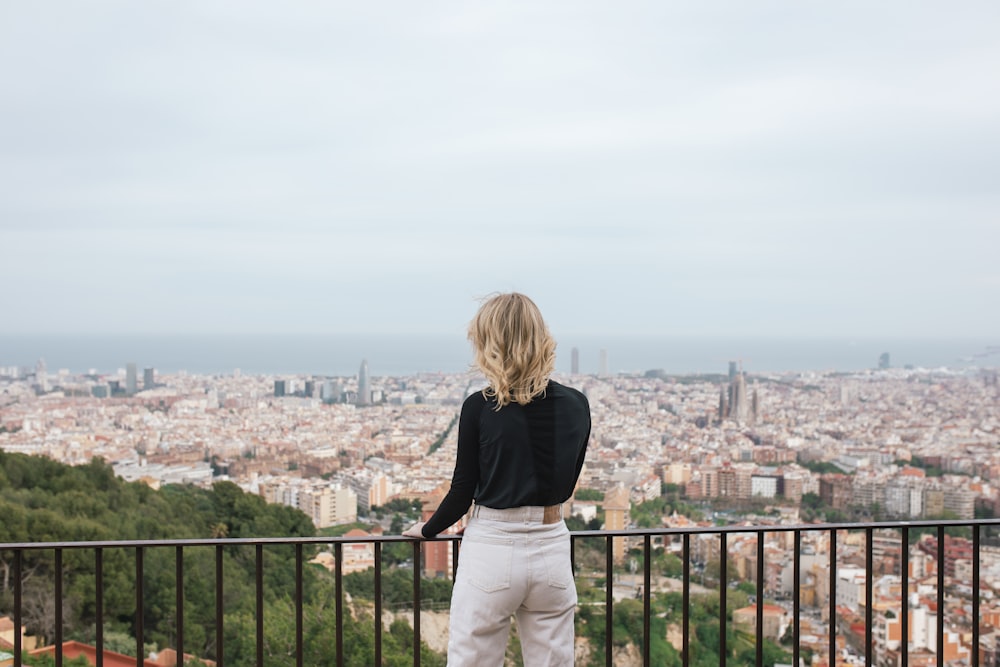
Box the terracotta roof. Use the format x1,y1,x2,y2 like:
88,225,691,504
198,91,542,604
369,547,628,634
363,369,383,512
31,641,160,667
343,528,370,538
734,603,787,616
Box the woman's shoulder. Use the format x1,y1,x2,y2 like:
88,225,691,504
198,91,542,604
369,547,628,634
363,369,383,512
462,388,491,410
548,380,589,405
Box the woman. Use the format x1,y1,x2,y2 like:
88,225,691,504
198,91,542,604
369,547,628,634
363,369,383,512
404,292,591,666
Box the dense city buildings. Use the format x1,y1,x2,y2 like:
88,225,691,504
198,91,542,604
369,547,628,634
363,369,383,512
1,359,999,663
2,362,998,524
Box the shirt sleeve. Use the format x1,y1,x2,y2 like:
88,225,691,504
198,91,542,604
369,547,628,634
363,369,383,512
572,394,591,486
421,393,484,537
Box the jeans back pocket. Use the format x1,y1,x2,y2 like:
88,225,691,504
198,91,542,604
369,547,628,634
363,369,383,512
538,534,572,589
461,534,515,593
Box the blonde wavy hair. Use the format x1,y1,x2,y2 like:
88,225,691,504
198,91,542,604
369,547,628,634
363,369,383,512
469,292,556,408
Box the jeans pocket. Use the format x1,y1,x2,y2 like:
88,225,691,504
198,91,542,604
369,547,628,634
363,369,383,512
461,534,514,593
539,534,572,589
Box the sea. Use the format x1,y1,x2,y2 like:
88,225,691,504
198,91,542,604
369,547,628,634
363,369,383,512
1,334,997,377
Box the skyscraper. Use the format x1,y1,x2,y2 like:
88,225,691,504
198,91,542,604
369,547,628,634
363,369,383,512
126,363,137,396
143,367,155,391
35,358,48,392
878,352,891,370
571,347,580,375
357,359,371,406
274,380,286,397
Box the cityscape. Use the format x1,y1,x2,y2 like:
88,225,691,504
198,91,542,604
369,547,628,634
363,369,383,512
2,351,999,665
4,0,999,664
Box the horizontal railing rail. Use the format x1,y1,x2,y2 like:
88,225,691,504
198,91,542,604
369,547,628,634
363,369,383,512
3,517,999,667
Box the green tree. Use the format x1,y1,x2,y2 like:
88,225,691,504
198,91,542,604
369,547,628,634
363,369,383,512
575,488,604,502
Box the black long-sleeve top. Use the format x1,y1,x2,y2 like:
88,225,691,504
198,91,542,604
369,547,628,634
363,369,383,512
422,380,591,538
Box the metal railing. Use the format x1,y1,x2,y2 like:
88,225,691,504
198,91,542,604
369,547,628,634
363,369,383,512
3,518,998,667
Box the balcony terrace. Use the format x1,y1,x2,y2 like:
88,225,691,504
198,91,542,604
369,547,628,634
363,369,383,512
3,518,1000,667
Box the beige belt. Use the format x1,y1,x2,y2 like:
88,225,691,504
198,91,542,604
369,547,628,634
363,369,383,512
471,504,564,524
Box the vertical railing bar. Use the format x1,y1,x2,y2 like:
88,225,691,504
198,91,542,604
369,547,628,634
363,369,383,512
452,537,459,580
216,545,224,667
720,532,727,667
902,526,909,667
14,550,22,667
256,543,264,667
973,525,980,667
295,543,304,667
176,546,184,667
793,531,801,667
412,539,421,667
937,526,944,667
756,532,764,667
96,547,104,667
136,546,144,667
55,548,63,667
829,529,836,667
335,542,344,667
605,534,613,667
643,534,651,667
375,542,383,667
865,528,873,667
571,535,576,575
683,533,690,667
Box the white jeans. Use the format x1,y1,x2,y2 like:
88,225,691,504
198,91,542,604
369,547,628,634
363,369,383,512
447,510,577,666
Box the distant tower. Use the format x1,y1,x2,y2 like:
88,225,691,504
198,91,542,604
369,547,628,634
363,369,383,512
718,385,729,421
598,349,608,377
143,367,155,391
35,358,48,392
734,373,748,422
751,387,760,424
878,352,891,370
727,373,748,423
571,347,580,375
274,380,286,397
357,360,371,406
126,363,138,396
728,361,738,381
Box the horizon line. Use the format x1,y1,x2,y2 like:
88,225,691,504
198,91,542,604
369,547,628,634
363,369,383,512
1,331,997,341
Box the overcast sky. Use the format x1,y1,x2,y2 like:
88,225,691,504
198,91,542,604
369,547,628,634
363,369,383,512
2,1,998,338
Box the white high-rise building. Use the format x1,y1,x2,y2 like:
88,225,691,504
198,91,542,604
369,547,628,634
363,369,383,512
126,362,138,396
35,358,48,392
299,485,358,528
357,359,371,406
